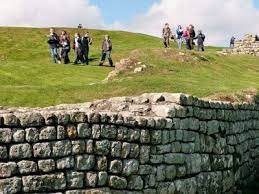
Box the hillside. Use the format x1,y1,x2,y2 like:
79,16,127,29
0,27,259,107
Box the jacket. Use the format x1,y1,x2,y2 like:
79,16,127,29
102,39,112,52
82,36,92,50
195,33,205,45
162,27,172,38
47,33,59,48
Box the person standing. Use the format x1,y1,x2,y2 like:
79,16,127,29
195,30,206,51
60,31,71,64
230,36,236,49
176,25,183,49
73,33,84,64
189,24,196,50
99,35,114,67
183,27,191,50
47,28,61,64
162,23,172,48
81,32,92,65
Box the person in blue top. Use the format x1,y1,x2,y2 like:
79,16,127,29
176,25,184,49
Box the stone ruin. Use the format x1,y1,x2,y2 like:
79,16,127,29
222,34,259,56
0,93,259,194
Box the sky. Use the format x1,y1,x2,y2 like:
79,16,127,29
0,0,259,46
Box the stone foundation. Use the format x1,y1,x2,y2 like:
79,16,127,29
0,93,259,193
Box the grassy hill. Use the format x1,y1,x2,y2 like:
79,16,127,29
0,27,259,107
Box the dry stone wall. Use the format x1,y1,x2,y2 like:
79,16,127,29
0,93,259,194
222,34,259,56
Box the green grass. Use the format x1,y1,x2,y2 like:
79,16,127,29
0,27,259,107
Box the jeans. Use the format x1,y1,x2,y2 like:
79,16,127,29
100,51,113,66
230,44,234,49
61,48,70,64
50,47,60,63
163,36,170,48
82,49,89,65
177,38,182,49
74,48,84,64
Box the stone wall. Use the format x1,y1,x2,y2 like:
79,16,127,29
222,34,259,56
0,93,259,194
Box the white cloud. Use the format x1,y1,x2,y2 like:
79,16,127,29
128,0,259,45
0,0,104,28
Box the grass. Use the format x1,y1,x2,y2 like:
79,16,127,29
0,27,259,107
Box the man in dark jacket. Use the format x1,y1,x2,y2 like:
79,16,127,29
73,33,84,64
99,35,113,67
47,28,61,64
81,32,92,65
195,30,206,51
162,23,172,48
230,37,235,49
189,24,196,50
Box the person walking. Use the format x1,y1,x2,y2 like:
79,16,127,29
230,36,235,49
176,25,183,49
47,28,61,64
195,30,206,51
183,27,191,50
162,23,172,48
99,35,114,67
73,33,84,64
81,32,92,65
60,31,71,64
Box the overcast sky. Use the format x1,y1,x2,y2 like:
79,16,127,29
0,0,259,46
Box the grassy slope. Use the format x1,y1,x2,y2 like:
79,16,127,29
0,27,258,107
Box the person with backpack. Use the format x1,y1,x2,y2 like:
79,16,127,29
60,31,71,64
183,27,191,50
162,23,172,48
189,24,196,50
230,36,235,49
73,33,84,64
176,25,183,49
195,30,206,51
99,35,114,67
81,32,92,65
47,28,61,64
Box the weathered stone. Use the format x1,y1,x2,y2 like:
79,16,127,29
57,125,66,139
52,140,72,157
164,153,185,164
185,154,201,174
57,156,75,169
25,128,39,142
39,126,56,140
17,160,37,174
175,130,183,141
22,173,66,192
151,130,162,144
95,140,110,155
150,154,163,164
144,174,156,188
140,146,150,164
57,113,70,125
130,143,139,158
77,123,91,138
122,159,139,176
111,141,121,158
33,142,51,158
127,175,144,190
86,172,97,187
19,113,45,127
166,165,176,180
117,126,129,141
0,162,17,178
156,165,166,181
70,112,87,123
9,143,32,159
67,124,77,139
207,120,219,135
139,165,153,175
110,160,123,174
0,146,8,159
121,142,131,158
98,171,108,186
129,128,140,142
176,166,186,177
75,154,95,170
12,129,25,143
96,156,107,171
140,130,150,143
72,140,85,154
0,128,12,143
109,176,127,189
156,144,171,154
85,139,94,154
92,124,101,139
67,171,84,189
38,159,55,172
0,177,21,194
101,125,117,139
3,114,19,127
175,177,197,194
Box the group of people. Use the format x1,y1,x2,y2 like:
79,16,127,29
162,23,206,51
47,28,113,66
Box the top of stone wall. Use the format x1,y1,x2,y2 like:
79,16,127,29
0,93,258,128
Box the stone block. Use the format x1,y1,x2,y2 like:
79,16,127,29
9,143,32,159
67,171,85,189
109,160,123,174
0,177,21,194
17,160,37,174
25,128,39,143
0,162,17,178
77,123,91,138
12,129,25,143
33,142,51,158
0,128,12,143
109,176,127,189
57,156,75,169
122,159,139,176
95,140,110,155
39,126,56,140
52,140,72,157
75,154,95,170
86,172,97,187
38,159,55,172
